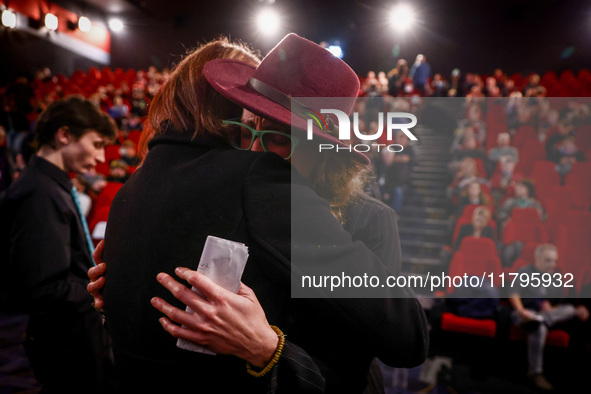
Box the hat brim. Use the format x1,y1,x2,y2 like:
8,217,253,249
204,59,369,164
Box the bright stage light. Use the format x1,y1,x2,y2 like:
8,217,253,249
1,10,16,28
327,45,343,59
389,4,415,32
45,13,58,31
108,18,123,32
78,16,91,32
256,9,281,35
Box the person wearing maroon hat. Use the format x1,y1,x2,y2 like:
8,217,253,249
94,34,427,393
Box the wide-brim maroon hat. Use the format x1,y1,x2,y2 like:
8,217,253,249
204,33,368,164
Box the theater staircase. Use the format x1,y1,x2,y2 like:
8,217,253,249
397,101,459,294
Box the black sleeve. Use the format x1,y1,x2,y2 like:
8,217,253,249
268,341,326,394
6,190,92,313
245,154,428,368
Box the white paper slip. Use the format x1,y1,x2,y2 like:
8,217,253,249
176,235,249,354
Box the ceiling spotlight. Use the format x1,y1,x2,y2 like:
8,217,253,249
327,45,343,59
256,9,281,36
1,9,17,28
45,13,58,31
78,16,91,32
389,4,415,32
108,18,123,32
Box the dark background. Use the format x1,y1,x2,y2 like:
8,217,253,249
2,0,591,83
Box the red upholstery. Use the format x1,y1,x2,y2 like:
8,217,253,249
441,312,497,337
128,130,142,146
458,236,497,257
575,124,591,152
94,182,123,210
502,216,549,246
516,141,546,177
105,145,121,163
89,206,110,234
513,125,537,149
95,162,110,177
509,325,570,347
530,160,560,198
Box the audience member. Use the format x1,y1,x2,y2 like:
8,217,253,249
454,206,495,250
387,59,409,97
509,244,589,391
488,132,519,164
409,54,431,95
0,96,117,393
496,178,546,227
119,139,141,166
107,159,130,183
454,181,492,218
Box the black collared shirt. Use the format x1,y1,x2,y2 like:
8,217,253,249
0,156,94,313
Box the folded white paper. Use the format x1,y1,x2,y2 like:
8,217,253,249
176,235,249,354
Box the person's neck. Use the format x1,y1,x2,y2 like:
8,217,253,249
37,146,66,172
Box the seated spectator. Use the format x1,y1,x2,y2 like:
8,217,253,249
108,95,129,120
454,181,492,218
454,206,495,250
522,74,541,97
449,134,486,174
496,178,546,227
130,85,148,117
107,159,130,183
120,140,141,166
430,73,450,97
72,175,92,217
361,71,378,94
550,137,585,177
81,167,107,193
490,156,522,205
376,71,389,95
447,158,489,199
488,132,519,164
545,118,575,158
509,244,589,391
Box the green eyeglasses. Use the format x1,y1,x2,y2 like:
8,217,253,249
223,120,299,160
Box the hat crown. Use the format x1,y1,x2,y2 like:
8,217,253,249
251,34,359,110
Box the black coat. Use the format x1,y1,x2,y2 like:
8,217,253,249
102,131,427,393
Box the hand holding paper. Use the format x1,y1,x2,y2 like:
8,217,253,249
151,267,279,368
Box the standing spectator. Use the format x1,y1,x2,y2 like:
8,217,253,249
0,96,117,393
509,244,589,391
409,54,431,96
387,59,409,97
375,149,401,211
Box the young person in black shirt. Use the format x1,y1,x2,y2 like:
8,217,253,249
0,96,117,393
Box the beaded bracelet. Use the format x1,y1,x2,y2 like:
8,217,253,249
246,325,286,378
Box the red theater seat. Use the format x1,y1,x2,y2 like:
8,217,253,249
441,312,497,338
510,325,570,347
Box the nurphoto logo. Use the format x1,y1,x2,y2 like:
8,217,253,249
306,109,418,153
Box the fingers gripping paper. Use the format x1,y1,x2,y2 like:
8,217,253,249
176,236,249,354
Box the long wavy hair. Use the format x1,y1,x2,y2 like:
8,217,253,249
138,38,260,158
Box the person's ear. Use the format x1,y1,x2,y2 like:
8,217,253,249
55,126,72,146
